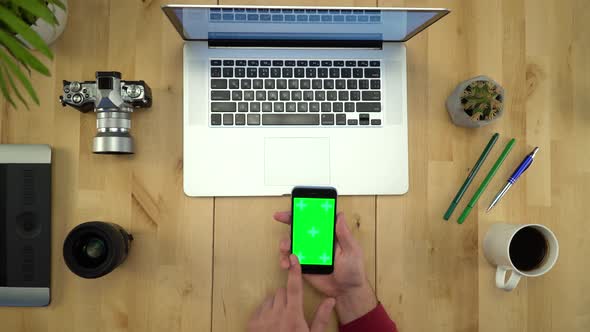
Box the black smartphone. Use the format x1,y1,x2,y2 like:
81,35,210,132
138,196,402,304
291,186,337,274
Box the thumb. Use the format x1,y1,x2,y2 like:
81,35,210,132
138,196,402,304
310,298,336,332
335,213,356,252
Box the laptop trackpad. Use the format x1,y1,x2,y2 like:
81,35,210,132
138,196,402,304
265,137,331,186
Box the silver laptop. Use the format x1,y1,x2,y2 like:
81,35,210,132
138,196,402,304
162,5,449,197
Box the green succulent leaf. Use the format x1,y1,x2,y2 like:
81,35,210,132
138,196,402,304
0,29,50,76
0,5,53,59
14,0,58,25
0,48,40,105
2,63,29,109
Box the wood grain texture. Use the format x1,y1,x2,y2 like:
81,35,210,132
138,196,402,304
1,0,589,331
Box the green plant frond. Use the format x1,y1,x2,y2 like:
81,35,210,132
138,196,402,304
1,62,28,109
0,63,17,108
0,29,50,76
15,0,58,25
0,5,53,59
0,48,40,105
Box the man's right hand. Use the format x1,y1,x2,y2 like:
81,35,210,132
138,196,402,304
274,212,378,324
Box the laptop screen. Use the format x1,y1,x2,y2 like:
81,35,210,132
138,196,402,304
162,6,449,43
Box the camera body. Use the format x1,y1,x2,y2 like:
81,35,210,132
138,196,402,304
59,71,152,154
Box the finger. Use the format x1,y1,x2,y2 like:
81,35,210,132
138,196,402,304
280,255,290,269
335,213,356,252
310,298,336,332
254,294,274,318
273,287,287,311
286,255,303,311
279,237,291,253
273,211,292,225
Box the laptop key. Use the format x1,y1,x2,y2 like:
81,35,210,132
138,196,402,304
364,68,380,78
334,61,344,67
341,68,351,78
324,79,334,89
303,91,314,101
362,91,380,101
336,114,346,125
256,91,266,100
223,68,233,77
356,102,381,112
268,90,278,101
253,79,263,89
359,114,370,125
288,79,299,89
265,79,275,89
344,102,355,112
277,79,287,89
262,114,319,125
315,91,326,101
370,79,381,89
248,60,259,66
235,114,246,125
370,60,380,67
262,102,272,112
211,91,230,100
271,68,281,77
347,119,358,125
272,60,284,66
309,60,320,66
211,60,222,66
312,79,322,89
306,68,317,78
235,68,245,77
247,68,257,77
345,60,356,67
247,114,260,125
223,60,234,66
358,61,369,67
351,91,360,101
353,68,363,78
274,102,285,112
285,60,296,66
259,68,270,77
236,60,247,66
244,90,254,100
231,91,242,100
333,102,344,112
321,102,331,112
211,114,222,125
211,67,222,77
291,91,302,101
338,91,349,101
223,114,233,125
308,102,320,113
294,68,305,78
229,79,240,89
359,80,370,89
286,102,297,112
297,60,308,66
347,79,357,89
371,119,382,125
241,79,251,89
211,79,227,89
282,68,293,78
321,114,334,125
211,102,236,113
335,79,346,89
260,60,271,66
327,91,337,101
250,102,260,112
280,91,290,101
329,68,340,78
318,68,328,78
298,102,308,112
321,61,332,67
300,79,311,89
238,102,248,112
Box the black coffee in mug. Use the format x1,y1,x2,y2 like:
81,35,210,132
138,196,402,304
509,227,548,271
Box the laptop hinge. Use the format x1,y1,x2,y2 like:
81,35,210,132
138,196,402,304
208,39,383,49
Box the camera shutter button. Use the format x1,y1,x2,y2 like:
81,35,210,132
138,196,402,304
72,93,84,104
70,81,82,92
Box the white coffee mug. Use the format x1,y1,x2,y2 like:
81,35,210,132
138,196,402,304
483,224,559,291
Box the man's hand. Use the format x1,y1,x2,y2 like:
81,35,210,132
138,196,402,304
247,255,335,332
274,212,378,324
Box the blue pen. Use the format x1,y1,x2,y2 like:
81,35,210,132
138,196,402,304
486,147,540,212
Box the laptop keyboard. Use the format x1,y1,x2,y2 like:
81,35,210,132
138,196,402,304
209,59,383,127
209,8,382,24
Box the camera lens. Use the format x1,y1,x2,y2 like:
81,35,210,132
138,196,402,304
63,222,133,279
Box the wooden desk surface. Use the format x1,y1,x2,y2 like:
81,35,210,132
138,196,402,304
1,0,589,331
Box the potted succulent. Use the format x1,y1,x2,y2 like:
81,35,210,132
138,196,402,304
446,75,505,128
0,0,67,109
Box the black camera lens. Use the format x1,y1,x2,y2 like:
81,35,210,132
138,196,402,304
63,221,133,279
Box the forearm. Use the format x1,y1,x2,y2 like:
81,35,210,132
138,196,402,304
335,281,378,324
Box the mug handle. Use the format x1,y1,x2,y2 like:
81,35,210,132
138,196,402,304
496,266,521,291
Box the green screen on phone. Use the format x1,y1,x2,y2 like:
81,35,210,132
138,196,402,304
292,197,336,265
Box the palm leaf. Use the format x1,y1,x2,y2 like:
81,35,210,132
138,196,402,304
0,48,40,104
2,63,28,109
0,63,17,108
0,29,50,76
0,5,53,59
14,0,58,25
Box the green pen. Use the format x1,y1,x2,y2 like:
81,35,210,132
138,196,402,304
443,133,499,220
457,138,516,224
